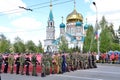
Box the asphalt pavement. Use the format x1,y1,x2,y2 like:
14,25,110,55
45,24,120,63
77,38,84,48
1,63,120,80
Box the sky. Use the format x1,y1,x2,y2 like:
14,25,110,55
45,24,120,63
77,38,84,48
0,0,120,45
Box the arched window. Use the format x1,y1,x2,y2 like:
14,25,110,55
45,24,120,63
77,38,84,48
50,22,52,26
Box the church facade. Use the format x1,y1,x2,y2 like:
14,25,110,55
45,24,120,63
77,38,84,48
44,1,88,53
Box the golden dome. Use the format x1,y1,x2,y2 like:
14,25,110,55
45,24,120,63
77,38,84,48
66,9,83,23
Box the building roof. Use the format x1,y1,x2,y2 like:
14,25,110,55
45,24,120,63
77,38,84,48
76,21,82,27
66,9,83,23
60,23,65,28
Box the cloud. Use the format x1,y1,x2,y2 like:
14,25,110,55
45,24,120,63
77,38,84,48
11,17,42,30
86,0,120,30
0,0,26,15
10,17,44,44
0,17,44,45
8,31,45,45
0,26,12,33
91,0,120,13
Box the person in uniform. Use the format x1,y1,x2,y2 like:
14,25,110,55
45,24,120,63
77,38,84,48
4,54,9,73
41,54,46,77
8,53,14,74
15,53,20,74
66,54,70,72
79,54,84,69
45,55,51,75
77,53,80,70
41,63,46,77
54,53,59,74
69,53,74,71
61,53,66,73
88,53,93,68
73,53,78,70
31,53,38,76
58,53,63,74
20,53,25,75
25,53,31,75
0,54,3,73
91,52,97,68
51,55,55,74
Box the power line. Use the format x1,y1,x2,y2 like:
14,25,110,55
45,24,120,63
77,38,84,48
28,0,59,7
33,0,73,10
0,0,58,13
0,0,73,16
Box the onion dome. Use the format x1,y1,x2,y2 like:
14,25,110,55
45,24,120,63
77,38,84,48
66,9,83,23
60,16,65,28
60,23,65,28
84,18,88,30
76,21,82,27
84,24,88,30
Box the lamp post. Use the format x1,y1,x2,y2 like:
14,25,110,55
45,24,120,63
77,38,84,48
93,2,100,60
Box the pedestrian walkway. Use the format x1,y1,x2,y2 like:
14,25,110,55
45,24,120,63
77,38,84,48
1,64,120,80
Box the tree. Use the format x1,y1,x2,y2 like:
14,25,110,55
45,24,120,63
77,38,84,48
83,25,95,53
36,40,44,53
108,23,116,41
25,40,37,53
99,16,108,31
100,26,113,52
0,34,11,53
13,37,25,53
58,36,69,53
111,43,120,51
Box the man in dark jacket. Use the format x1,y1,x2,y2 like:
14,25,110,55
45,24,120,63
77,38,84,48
15,53,21,74
4,54,9,73
25,53,31,75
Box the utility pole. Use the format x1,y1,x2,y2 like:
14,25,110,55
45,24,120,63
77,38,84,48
93,2,100,59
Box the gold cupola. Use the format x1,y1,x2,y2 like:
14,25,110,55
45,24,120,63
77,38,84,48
66,0,83,23
66,9,83,23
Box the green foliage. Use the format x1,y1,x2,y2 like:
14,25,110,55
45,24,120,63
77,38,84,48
0,34,44,53
58,36,69,53
100,24,114,53
83,25,94,53
111,43,120,51
84,16,120,53
25,40,37,53
0,34,11,53
13,37,25,53
99,16,107,30
99,16,120,52
36,40,44,53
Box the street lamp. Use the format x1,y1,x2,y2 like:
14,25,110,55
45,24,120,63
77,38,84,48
93,2,100,60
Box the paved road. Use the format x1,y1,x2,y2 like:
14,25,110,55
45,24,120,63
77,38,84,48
1,64,120,80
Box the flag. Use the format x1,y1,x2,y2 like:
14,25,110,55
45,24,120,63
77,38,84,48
95,31,98,40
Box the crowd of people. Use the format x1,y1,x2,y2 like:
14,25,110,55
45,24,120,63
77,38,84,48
98,52,120,64
0,52,97,77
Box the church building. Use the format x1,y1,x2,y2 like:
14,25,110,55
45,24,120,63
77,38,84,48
44,0,88,53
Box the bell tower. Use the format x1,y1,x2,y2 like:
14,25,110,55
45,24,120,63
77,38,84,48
46,0,55,40
44,0,56,52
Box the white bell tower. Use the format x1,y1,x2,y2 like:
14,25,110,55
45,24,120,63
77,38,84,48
44,0,57,52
